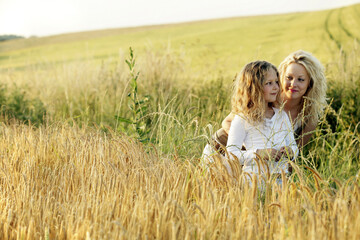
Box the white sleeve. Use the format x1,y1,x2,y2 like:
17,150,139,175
226,115,256,165
283,112,299,158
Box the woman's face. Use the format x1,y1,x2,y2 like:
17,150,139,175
282,63,310,101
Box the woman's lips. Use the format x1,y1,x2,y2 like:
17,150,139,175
289,89,297,93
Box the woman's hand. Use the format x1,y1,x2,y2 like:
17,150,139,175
279,146,294,159
256,148,283,161
222,113,235,134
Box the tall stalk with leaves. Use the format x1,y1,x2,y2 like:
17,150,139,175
117,47,151,143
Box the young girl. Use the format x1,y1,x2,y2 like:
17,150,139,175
219,50,327,149
203,61,298,183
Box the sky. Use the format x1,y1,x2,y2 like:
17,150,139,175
1,0,360,37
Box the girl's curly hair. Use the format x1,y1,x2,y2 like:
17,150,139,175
231,61,280,124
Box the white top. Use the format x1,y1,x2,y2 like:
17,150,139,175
227,108,298,175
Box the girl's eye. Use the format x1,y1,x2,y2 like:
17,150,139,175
266,82,271,85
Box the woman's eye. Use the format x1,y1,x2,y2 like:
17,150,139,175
286,76,292,80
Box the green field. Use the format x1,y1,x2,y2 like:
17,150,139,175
0,3,360,239
1,3,360,75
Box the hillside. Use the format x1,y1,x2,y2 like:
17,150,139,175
0,3,359,75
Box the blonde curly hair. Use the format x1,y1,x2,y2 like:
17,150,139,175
278,50,327,127
231,61,281,124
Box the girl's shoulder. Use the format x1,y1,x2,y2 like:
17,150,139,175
233,113,252,128
273,107,291,121
272,107,283,115
233,113,246,122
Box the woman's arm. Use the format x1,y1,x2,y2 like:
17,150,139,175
221,113,235,134
296,122,316,148
283,112,299,158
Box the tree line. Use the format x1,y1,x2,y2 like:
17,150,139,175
0,35,25,42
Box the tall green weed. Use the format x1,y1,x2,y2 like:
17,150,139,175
117,47,152,143
0,84,46,125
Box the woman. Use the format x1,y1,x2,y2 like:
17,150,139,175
210,50,327,161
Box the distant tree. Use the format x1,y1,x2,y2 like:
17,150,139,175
0,35,25,42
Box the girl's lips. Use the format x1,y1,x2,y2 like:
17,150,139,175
289,89,297,93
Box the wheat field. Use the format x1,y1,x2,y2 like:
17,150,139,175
0,123,359,239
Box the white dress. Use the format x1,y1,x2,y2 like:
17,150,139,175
227,108,298,176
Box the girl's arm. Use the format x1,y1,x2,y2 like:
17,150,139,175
224,114,281,162
256,148,284,161
226,115,256,165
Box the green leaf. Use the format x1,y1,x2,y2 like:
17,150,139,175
115,116,133,124
134,72,139,81
136,106,148,114
129,47,133,58
125,60,132,70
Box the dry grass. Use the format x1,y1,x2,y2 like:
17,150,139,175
0,123,359,239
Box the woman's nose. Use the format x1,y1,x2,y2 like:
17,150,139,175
290,79,296,87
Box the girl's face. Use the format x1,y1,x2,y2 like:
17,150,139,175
282,63,310,101
263,68,280,104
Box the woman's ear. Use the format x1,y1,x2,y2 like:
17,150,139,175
309,78,314,89
305,78,314,95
